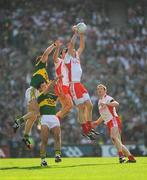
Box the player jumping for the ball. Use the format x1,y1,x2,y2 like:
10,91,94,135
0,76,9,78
93,84,136,163
64,25,99,140
53,40,73,120
13,42,57,148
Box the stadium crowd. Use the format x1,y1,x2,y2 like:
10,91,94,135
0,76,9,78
0,0,147,157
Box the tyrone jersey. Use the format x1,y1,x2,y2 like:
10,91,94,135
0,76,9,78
55,58,69,86
98,94,118,124
64,52,82,82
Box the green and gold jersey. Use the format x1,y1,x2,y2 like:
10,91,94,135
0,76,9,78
37,92,58,115
30,60,49,88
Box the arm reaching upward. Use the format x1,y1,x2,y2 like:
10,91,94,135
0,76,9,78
77,33,85,57
40,42,57,63
68,26,78,57
53,40,62,64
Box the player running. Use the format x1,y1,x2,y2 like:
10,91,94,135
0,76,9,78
93,84,136,163
13,42,57,148
36,80,61,167
64,26,99,140
53,40,73,120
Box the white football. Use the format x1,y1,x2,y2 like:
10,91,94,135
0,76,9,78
76,22,87,33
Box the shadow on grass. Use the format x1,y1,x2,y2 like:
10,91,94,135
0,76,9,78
0,162,118,171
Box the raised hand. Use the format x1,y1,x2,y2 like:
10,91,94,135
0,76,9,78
72,25,78,34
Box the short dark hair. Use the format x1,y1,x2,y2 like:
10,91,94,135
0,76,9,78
36,81,44,90
36,78,47,90
60,48,68,56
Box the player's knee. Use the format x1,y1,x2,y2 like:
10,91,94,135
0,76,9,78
78,103,85,110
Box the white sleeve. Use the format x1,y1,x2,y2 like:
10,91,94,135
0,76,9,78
64,53,71,64
106,95,114,104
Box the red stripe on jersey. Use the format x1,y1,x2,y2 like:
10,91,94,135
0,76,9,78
65,61,72,82
56,61,62,84
107,105,115,117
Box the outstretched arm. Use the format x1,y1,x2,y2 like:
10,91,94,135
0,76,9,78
107,100,119,107
100,100,119,107
77,33,85,57
40,42,57,63
68,26,78,56
53,40,62,64
92,116,104,128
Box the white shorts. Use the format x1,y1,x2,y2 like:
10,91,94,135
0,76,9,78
25,86,39,104
69,82,91,105
41,115,60,129
73,93,90,105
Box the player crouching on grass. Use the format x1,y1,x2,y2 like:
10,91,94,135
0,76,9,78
36,79,62,167
93,84,136,163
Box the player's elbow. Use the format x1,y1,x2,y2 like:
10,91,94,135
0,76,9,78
115,102,119,106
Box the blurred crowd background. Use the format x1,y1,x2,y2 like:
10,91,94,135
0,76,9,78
0,0,147,157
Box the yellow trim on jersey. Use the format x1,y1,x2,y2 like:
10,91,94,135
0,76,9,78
33,69,49,83
39,98,56,107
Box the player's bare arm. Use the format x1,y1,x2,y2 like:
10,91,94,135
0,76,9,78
68,26,78,56
53,40,62,64
107,100,119,107
77,33,85,57
40,41,57,63
99,99,119,108
92,116,104,128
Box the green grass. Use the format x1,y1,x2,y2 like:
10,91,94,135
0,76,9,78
0,157,146,180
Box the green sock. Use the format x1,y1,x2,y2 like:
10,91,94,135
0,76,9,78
23,134,29,139
55,150,61,156
40,151,46,159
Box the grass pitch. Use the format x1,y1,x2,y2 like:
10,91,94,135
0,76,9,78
0,157,146,180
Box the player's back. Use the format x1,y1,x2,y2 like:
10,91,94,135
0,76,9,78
31,60,49,88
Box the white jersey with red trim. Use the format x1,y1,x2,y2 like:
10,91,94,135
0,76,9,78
98,94,118,124
55,58,69,86
64,52,82,82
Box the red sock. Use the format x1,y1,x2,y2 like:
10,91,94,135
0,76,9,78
118,151,124,157
128,155,135,160
86,121,92,131
81,124,89,134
